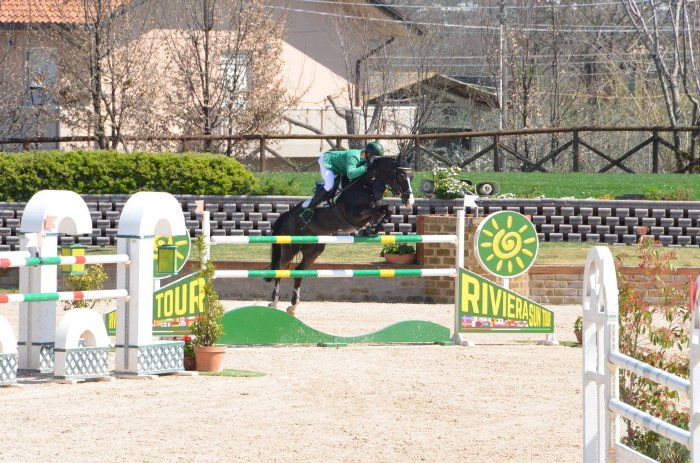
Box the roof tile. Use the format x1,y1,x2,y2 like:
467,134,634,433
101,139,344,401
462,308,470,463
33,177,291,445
0,0,127,25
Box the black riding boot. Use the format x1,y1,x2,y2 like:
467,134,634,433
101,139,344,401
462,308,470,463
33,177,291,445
300,187,329,224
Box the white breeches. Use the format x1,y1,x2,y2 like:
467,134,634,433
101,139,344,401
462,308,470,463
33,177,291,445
319,156,335,191
302,155,336,208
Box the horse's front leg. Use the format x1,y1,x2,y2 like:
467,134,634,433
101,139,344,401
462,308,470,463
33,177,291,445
376,206,392,232
268,278,281,309
287,278,302,316
366,205,391,235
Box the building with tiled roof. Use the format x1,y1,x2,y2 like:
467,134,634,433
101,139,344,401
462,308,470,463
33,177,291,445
0,0,420,157
0,0,91,25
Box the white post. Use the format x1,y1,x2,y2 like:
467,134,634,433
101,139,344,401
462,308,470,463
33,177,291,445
202,210,211,266
582,247,619,463
116,237,154,373
691,276,700,461
452,204,469,346
18,233,57,370
456,205,465,270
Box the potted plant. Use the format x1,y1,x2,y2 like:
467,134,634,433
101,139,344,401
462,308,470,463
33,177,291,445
380,243,417,264
182,335,196,371
189,235,226,372
574,315,583,344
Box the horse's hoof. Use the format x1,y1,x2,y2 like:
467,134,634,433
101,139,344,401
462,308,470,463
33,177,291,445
286,305,297,316
268,302,278,309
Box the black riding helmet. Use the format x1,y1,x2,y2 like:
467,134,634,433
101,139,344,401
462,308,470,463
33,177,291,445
364,141,384,158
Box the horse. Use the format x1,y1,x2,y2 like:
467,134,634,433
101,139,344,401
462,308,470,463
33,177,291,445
265,154,415,315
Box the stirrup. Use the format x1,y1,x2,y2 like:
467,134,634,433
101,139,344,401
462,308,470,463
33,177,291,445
300,208,314,224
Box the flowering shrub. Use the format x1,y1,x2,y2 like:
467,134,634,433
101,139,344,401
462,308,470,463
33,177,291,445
431,167,473,199
380,243,416,256
183,335,195,357
617,237,689,463
62,264,108,310
574,316,582,333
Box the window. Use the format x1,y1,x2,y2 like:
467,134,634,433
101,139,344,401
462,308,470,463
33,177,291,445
26,48,57,107
220,52,250,109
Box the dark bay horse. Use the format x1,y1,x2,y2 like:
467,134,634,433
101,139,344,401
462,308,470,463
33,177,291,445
266,154,414,314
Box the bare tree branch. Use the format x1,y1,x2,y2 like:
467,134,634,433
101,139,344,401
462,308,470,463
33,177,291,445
282,115,338,150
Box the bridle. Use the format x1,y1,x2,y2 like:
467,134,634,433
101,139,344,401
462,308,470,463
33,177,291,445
385,165,412,201
364,157,412,203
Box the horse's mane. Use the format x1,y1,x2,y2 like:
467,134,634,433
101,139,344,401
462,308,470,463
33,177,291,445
366,155,398,177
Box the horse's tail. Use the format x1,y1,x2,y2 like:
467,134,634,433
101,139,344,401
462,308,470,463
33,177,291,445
264,212,287,282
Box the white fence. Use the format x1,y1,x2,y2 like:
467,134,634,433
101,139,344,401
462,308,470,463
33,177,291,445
582,246,700,462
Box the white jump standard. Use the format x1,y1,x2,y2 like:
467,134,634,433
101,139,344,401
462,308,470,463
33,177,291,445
115,191,188,377
17,190,96,372
582,246,700,462
0,189,190,384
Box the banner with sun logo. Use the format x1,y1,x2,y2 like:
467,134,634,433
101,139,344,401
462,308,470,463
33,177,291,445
475,211,539,278
457,268,554,333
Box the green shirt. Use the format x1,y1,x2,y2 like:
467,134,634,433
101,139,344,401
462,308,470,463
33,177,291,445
322,149,367,180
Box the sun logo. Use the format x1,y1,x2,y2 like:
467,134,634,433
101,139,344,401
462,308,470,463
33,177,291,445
475,211,539,278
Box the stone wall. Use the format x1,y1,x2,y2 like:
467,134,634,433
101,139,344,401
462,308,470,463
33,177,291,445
529,267,583,305
528,265,696,305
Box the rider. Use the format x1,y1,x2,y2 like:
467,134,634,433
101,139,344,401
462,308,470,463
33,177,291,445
299,141,385,224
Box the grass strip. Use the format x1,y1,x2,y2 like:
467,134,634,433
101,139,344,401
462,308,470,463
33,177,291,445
254,171,700,200
85,242,700,267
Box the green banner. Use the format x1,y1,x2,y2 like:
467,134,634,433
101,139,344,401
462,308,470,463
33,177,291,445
475,211,538,278
457,268,553,333
105,272,208,335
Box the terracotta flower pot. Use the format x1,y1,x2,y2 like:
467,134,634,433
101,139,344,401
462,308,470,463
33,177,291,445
183,356,197,371
383,253,416,265
575,331,582,344
194,345,226,372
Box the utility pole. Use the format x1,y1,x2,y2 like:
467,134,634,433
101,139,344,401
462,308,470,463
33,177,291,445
498,0,507,131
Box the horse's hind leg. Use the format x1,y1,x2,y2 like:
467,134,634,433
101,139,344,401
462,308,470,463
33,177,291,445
269,244,299,310
268,278,281,308
288,279,302,316
287,244,325,316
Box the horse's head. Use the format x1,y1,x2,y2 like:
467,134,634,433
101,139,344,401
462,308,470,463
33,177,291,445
368,155,414,208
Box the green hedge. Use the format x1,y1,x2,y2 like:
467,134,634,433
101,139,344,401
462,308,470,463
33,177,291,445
0,151,256,201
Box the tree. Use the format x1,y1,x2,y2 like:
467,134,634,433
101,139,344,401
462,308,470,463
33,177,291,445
621,0,700,165
0,26,34,142
159,0,290,154
284,3,465,169
47,0,161,150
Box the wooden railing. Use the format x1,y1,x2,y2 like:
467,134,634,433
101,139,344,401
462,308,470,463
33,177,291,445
2,126,700,173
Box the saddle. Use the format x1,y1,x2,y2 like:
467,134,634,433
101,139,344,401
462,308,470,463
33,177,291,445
318,175,384,209
319,176,387,233
314,175,345,207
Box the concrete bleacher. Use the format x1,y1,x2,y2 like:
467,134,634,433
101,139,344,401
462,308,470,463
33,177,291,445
0,195,699,250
